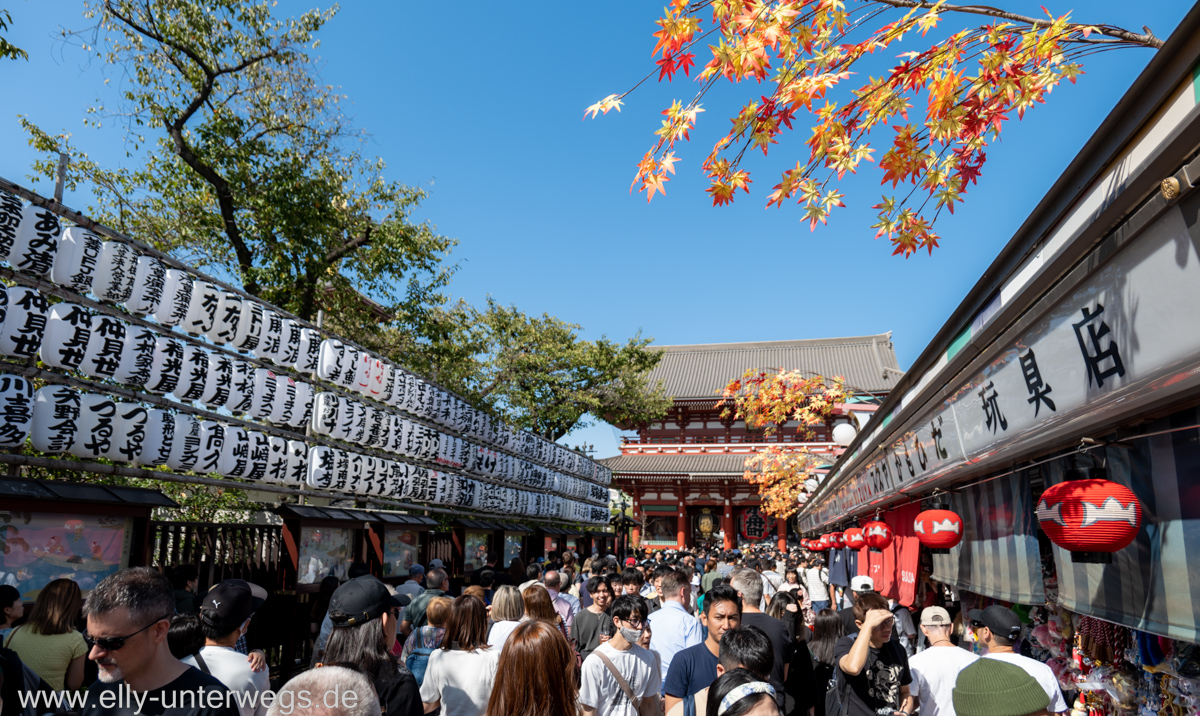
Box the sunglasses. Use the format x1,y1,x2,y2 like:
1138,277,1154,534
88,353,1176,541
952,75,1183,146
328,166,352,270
85,614,171,651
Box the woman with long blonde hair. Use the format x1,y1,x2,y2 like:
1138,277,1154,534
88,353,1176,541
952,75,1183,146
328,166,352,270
2,578,86,691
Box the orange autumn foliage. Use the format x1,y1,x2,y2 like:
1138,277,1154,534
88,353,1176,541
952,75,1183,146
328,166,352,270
586,1,1160,257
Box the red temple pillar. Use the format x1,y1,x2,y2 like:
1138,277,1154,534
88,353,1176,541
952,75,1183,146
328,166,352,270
677,491,687,549
631,489,641,548
722,487,734,550
776,517,787,551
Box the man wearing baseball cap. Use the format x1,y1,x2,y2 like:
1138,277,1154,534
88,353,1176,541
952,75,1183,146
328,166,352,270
969,606,1066,714
838,576,876,634
952,658,1052,716
907,607,978,716
183,579,269,716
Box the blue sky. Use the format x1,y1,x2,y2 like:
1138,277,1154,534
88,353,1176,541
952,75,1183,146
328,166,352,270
0,1,1190,457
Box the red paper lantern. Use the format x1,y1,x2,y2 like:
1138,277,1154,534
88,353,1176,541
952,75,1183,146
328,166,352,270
843,527,865,549
828,531,846,549
913,509,964,549
1036,479,1141,554
863,520,893,550
813,535,830,551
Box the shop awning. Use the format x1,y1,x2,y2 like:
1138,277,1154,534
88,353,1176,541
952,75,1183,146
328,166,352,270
454,518,503,529
497,522,530,533
929,472,1044,605
0,476,178,506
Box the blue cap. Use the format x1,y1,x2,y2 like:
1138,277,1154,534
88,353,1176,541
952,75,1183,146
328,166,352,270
408,564,425,576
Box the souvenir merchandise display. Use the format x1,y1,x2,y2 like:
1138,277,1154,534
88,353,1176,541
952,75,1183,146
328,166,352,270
0,188,612,524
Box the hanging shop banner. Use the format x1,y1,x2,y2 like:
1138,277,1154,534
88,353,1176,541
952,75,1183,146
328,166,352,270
882,504,921,607
928,471,1044,605
1046,406,1200,644
802,206,1200,531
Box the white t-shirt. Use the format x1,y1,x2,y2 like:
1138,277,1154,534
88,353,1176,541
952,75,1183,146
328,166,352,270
580,642,660,716
984,652,1068,713
487,620,521,650
183,645,269,716
891,605,918,655
418,647,501,715
908,646,978,716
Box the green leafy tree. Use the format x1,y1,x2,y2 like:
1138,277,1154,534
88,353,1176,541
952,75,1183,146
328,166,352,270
0,9,27,61
24,0,453,333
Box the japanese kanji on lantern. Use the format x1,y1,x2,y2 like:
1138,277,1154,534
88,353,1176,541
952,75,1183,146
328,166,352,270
913,509,964,551
843,527,865,549
0,286,48,358
863,520,894,551
1036,477,1142,561
0,375,34,447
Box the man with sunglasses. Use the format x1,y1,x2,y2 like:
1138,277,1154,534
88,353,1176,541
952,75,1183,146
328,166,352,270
969,606,1067,714
834,592,914,716
81,567,240,716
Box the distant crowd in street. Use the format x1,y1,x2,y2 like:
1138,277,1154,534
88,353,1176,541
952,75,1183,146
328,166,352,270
0,542,1065,716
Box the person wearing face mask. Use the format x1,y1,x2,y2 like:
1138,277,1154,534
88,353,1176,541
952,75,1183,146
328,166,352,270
182,580,270,716
580,595,661,716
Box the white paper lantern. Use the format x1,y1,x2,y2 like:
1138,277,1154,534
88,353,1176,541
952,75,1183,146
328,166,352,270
248,368,279,421
225,359,253,414
254,308,284,363
154,269,193,327
109,403,149,464
199,352,234,409
0,286,48,358
454,477,479,510
346,453,367,493
365,406,389,449
317,339,345,383
369,456,391,496
283,440,307,486
341,400,365,444
49,226,103,294
69,393,119,459
244,430,270,480
126,255,167,315
9,204,60,277
408,466,439,503
145,335,185,395
377,362,396,403
351,352,373,396
264,435,289,484
233,300,264,351
387,370,407,408
182,280,220,335
192,421,224,473
174,344,210,403
115,325,156,387
137,408,174,466
30,385,80,453
267,373,294,425
307,445,348,490
207,292,243,345
310,392,340,438
39,303,90,370
166,413,202,471
78,315,127,381
93,241,137,303
295,327,320,373
218,426,249,477
386,414,408,456
339,347,361,389
287,381,314,429
385,460,411,499
0,192,23,263
277,319,302,367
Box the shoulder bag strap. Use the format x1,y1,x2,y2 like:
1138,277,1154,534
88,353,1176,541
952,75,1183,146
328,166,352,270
2,625,19,648
594,651,641,711
193,652,212,675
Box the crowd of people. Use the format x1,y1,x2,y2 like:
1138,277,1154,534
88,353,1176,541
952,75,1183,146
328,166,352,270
0,543,1067,716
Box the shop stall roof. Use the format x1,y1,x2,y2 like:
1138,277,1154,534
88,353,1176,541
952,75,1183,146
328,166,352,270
374,512,438,526
0,476,178,506
497,522,530,532
454,518,503,529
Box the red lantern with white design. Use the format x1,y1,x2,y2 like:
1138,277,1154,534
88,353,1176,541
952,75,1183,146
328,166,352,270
828,531,846,549
812,535,829,551
914,509,964,550
1036,478,1141,560
863,520,893,551
843,527,865,549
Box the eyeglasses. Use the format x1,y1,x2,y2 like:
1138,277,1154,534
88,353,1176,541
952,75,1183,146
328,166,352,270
620,618,645,628
875,617,896,629
84,614,172,651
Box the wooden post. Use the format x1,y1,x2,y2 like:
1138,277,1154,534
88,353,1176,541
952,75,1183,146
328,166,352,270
722,487,734,551
776,517,787,551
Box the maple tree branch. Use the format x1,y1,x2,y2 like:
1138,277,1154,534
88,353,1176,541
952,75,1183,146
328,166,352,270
868,0,1164,48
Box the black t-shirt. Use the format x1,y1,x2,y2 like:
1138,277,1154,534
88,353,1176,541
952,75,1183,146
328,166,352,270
740,613,791,696
374,661,423,716
81,667,240,716
832,634,912,716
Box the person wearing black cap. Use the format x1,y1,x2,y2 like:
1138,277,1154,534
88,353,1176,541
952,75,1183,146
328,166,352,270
182,580,269,716
322,576,421,716
968,606,1066,714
